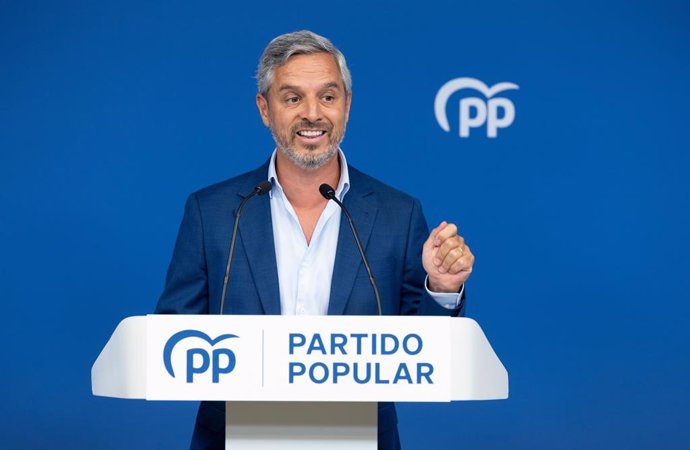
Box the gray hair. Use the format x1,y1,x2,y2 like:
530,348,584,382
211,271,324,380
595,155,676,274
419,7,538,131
256,30,352,97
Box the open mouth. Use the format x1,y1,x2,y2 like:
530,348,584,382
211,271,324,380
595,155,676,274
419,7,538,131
296,130,327,138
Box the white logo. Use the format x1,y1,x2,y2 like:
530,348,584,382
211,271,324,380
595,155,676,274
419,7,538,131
434,77,519,138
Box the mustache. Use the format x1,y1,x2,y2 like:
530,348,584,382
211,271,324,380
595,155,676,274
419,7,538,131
291,120,332,134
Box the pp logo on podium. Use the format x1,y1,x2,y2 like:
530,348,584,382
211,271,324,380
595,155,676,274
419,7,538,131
435,77,519,138
163,330,238,383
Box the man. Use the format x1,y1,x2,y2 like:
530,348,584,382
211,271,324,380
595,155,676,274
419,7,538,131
156,30,475,450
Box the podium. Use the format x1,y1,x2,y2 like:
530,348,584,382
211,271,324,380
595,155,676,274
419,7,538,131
92,315,508,449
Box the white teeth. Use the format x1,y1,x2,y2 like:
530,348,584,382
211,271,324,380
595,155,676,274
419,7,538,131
298,130,325,137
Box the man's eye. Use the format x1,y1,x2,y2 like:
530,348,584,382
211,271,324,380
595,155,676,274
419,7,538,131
323,95,335,102
286,97,300,104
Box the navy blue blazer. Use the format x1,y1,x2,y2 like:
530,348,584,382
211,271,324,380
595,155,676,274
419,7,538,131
156,161,465,449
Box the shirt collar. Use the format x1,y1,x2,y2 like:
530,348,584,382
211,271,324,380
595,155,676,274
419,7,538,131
267,149,351,201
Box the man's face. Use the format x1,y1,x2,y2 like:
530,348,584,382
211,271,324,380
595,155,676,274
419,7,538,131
256,52,351,170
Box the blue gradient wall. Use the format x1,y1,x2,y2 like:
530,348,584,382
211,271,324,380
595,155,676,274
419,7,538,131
2,1,689,448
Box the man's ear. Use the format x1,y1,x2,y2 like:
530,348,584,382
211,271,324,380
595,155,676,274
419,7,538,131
345,92,352,122
256,93,271,127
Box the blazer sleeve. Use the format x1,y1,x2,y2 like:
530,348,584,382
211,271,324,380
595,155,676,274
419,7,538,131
401,198,466,317
155,192,210,314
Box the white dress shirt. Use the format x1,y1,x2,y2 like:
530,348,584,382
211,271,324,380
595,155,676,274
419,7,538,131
268,150,462,315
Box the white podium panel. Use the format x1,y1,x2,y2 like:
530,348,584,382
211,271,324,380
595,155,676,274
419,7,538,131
145,315,451,402
93,315,508,402
226,402,377,450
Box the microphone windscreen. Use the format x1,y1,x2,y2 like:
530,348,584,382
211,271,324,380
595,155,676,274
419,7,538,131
319,183,336,200
256,180,273,195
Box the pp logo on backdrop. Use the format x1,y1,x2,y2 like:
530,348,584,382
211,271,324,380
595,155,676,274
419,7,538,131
435,77,519,138
163,330,238,383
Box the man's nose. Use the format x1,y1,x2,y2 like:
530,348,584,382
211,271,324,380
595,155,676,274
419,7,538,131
301,98,322,122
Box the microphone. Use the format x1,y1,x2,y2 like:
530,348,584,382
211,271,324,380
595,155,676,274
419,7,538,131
319,183,382,315
219,180,272,314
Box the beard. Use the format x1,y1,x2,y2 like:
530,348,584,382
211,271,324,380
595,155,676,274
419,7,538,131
270,119,345,170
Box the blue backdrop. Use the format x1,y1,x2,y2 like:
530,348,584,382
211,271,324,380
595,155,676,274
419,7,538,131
2,1,689,448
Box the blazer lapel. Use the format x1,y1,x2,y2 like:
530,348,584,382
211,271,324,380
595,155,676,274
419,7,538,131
327,172,378,315
236,173,281,315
